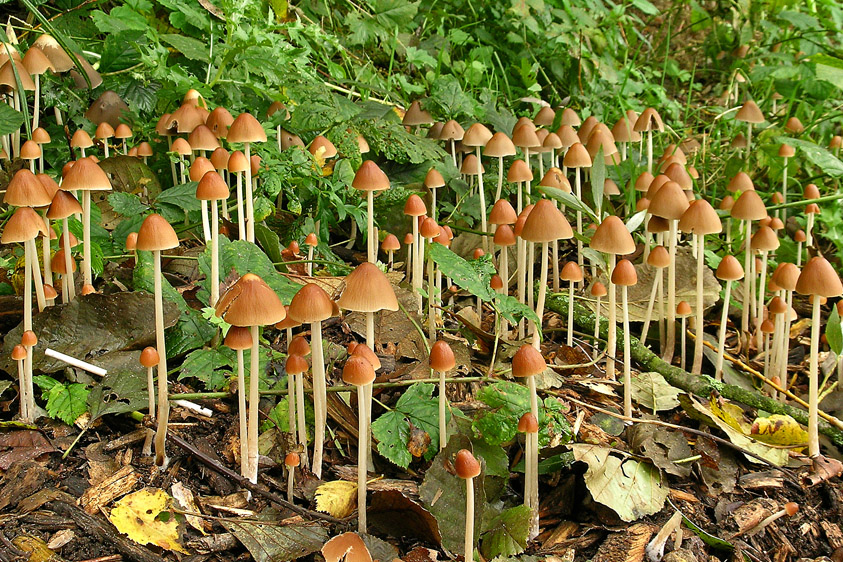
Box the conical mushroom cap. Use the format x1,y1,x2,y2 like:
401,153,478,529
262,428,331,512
215,273,286,326
167,103,207,134
32,34,74,72
51,249,76,274
648,181,689,220
4,168,52,207
534,106,556,126
404,194,426,217
634,108,665,132
796,257,843,297
489,199,517,225
716,255,744,281
352,160,390,191
727,171,754,193
455,449,481,479
611,259,638,286
206,106,234,138
196,171,229,201
560,261,583,282
1,206,47,243
402,100,433,126
424,168,446,189
590,215,635,255
342,355,376,386
647,245,670,268
463,123,493,147
678,200,722,235
493,224,516,246
430,340,456,372
136,213,178,251
439,120,464,141
188,124,220,152
288,283,335,323
751,226,779,252
62,157,111,191
559,108,581,127
47,190,82,219
512,124,541,149
562,142,591,168
322,532,373,562
507,159,533,183
309,135,337,159
227,112,267,143
512,344,546,377
736,100,764,123
483,132,516,158
772,262,800,291
521,199,573,242
538,167,571,192
730,190,767,221
337,262,398,312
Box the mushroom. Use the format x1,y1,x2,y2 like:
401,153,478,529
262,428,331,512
419,217,443,340
639,245,669,347
343,355,376,533
634,108,665,174
714,255,744,381
455,449,481,561
430,340,456,450
751,226,779,349
537,167,571,292
735,100,764,155
288,336,311,465
760,316,775,380
512,344,546,538
95,122,114,158
304,233,318,276
61,158,112,289
215,274,286,482
50,249,75,303
493,224,516,300
561,142,592,267
589,216,635,377
772,263,800,391
288,283,335,479
115,124,132,155
402,100,433,134
21,330,38,421
561,262,583,348
463,123,494,247
521,200,573,349
352,161,390,263
676,301,692,371
322,532,372,562
380,234,400,271
404,194,427,313
140,347,159,420
227,113,266,243
743,502,799,537
439,120,464,167
517,412,538,515
136,213,179,467
590,282,607,360
22,46,54,131
513,124,541,178
730,189,767,340
46,190,81,302
804,183,820,249
11,345,27,421
227,151,249,240
2,208,47,422
403,232,414,277
284,452,300,502
196,171,229,307
678,199,722,373
795,257,843,457
778,143,795,222
225,326,253,477
612,259,638,418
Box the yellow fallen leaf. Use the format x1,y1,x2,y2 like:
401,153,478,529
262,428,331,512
314,480,357,518
12,535,60,562
751,414,808,448
108,488,188,554
709,397,751,433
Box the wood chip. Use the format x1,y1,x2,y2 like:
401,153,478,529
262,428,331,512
103,428,149,452
739,471,784,490
78,465,139,514
669,488,700,503
593,523,654,562
821,521,843,550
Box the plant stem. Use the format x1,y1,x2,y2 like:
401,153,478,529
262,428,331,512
153,249,170,468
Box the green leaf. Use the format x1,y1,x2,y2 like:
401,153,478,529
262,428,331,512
428,75,476,119
178,347,236,391
88,370,150,422
539,186,599,222
813,53,843,91
108,192,149,217
372,0,419,28
630,0,659,15
428,243,496,302
33,375,61,394
196,238,300,306
156,182,201,212
0,104,24,137
495,293,540,326
254,223,284,265
356,119,447,164
372,410,412,468
161,33,210,62
46,383,89,425
479,505,531,559
776,136,843,177
827,306,843,356
473,381,571,447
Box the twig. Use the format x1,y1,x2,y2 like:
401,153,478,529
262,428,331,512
163,429,347,524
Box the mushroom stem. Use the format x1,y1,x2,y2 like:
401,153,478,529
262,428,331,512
646,130,653,175
607,253,617,378
357,383,368,533
527,375,539,539
17,356,27,422
527,242,535,311
517,236,526,339
311,320,326,479
365,312,375,471
200,200,211,243
287,463,295,502
464,475,475,562
741,219,752,339
552,239,560,293
715,281,733,381
307,245,314,276
640,269,661,346
29,238,46,311
82,190,93,288
41,212,53,305
782,159,788,224
413,218,422,314
756,250,769,350
62,218,75,301
244,143,255,243
237,348,248,477
593,295,602,361
23,240,33,421
692,233,705,374
236,171,245,241
495,156,504,201
622,284,632,418
808,295,821,457
450,139,456,168
210,200,220,307
806,212,815,250
680,315,687,371
567,280,575,347
248,325,260,483
33,74,39,130
388,250,394,271
746,123,752,157
296,363,308,467
575,171,583,268
367,190,377,264
428,252,436,341
663,221,678,363
780,289,794,397
147,366,155,420
153,249,170,468
438,368,447,451
531,242,549,350
476,147,488,252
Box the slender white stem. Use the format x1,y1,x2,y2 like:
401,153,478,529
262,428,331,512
413,220,421,314
296,362,308,467
357,384,368,533
716,282,732,381
33,75,39,130
741,220,752,338
647,130,653,174
782,158,788,224
237,348,247,477
607,254,617,378
200,200,211,242
567,282,575,347
808,297,821,457
210,201,220,307
367,190,375,263
663,222,677,363
640,269,661,346
428,254,436,341
307,246,314,276
236,172,245,240
622,286,632,418
439,369,447,451
62,218,75,301
476,147,488,252
287,463,295,502
465,476,475,562
593,296,602,360
575,172,583,268
527,375,539,539
28,238,45,311
756,251,768,349
680,317,687,371
248,325,260,483
311,321,326,479
244,144,255,243
692,234,705,374
531,242,549,350
23,241,33,422
41,212,52,304
82,191,93,287
153,250,170,468
552,239,560,293
495,157,504,201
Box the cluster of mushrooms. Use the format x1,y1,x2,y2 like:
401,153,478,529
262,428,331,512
2,58,842,555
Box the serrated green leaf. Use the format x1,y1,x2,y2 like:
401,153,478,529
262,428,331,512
46,383,89,425
428,243,496,302
108,192,149,218
479,504,531,559
0,104,24,137
178,347,236,391
372,382,443,467
156,182,201,212
88,370,150,422
473,381,571,447
161,33,209,62
428,74,476,118
33,375,61,394
495,293,540,326
372,410,412,468
827,306,843,356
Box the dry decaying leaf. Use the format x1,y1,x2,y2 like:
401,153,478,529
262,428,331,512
315,479,358,518
220,514,328,562
108,488,188,554
79,465,140,515
0,429,56,470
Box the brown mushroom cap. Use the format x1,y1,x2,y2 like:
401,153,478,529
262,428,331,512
215,273,286,327
288,283,335,323
559,108,581,127
730,190,767,221
562,142,592,168
222,326,252,351
4,169,52,207
62,157,112,192
51,250,76,274
136,214,179,251
716,255,744,281
322,532,373,562
736,100,764,123
352,160,390,192
493,224,516,247
288,335,311,357
463,123,493,147
512,344,546,378
21,330,37,347
796,256,843,297
455,448,481,479
285,354,309,375
560,261,583,282
634,108,665,132
778,143,795,158
538,167,571,192
489,199,517,225
439,120,465,141
611,259,638,286
140,347,160,368
11,345,26,361
284,452,301,467
337,262,398,313
590,215,635,255
727,172,754,193
342,355,376,386
226,112,267,144
590,281,608,297
424,168,446,189
2,206,47,243
350,343,381,371
518,412,538,433
309,135,337,159
196,171,229,201
402,100,433,127
751,226,780,252
678,200,722,235
506,159,533,183
32,35,73,72
520,199,573,242
676,301,692,316
429,340,456,372
648,181,690,220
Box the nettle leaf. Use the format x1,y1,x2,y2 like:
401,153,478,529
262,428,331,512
356,119,446,164
473,381,571,446
827,305,843,356
178,347,237,391
428,75,476,119
813,53,843,91
428,243,496,302
155,182,201,212
372,383,442,468
776,136,843,177
0,104,24,137
495,293,539,326
108,192,149,217
479,504,531,559
161,33,210,62
88,370,149,422
46,383,90,425
372,0,419,28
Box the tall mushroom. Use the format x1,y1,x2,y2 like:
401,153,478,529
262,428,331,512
485,132,517,201
633,108,665,174
589,216,635,378
225,326,253,477
47,190,82,303
561,262,583,347
61,157,112,289
730,189,767,340
136,213,179,467
228,151,249,240
215,274,286,483
521,199,573,350
196,171,229,307
678,200,722,374
512,344,546,539
751,226,779,349
352,161,390,264
795,257,842,458
640,245,669,347
439,120,464,168
227,113,266,243
463,123,494,246
288,283,335,479
455,449,481,562
562,142,592,267
430,340,456,450
612,259,638,418
735,100,764,156
342,355,376,533
590,282,607,360
714,255,744,381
